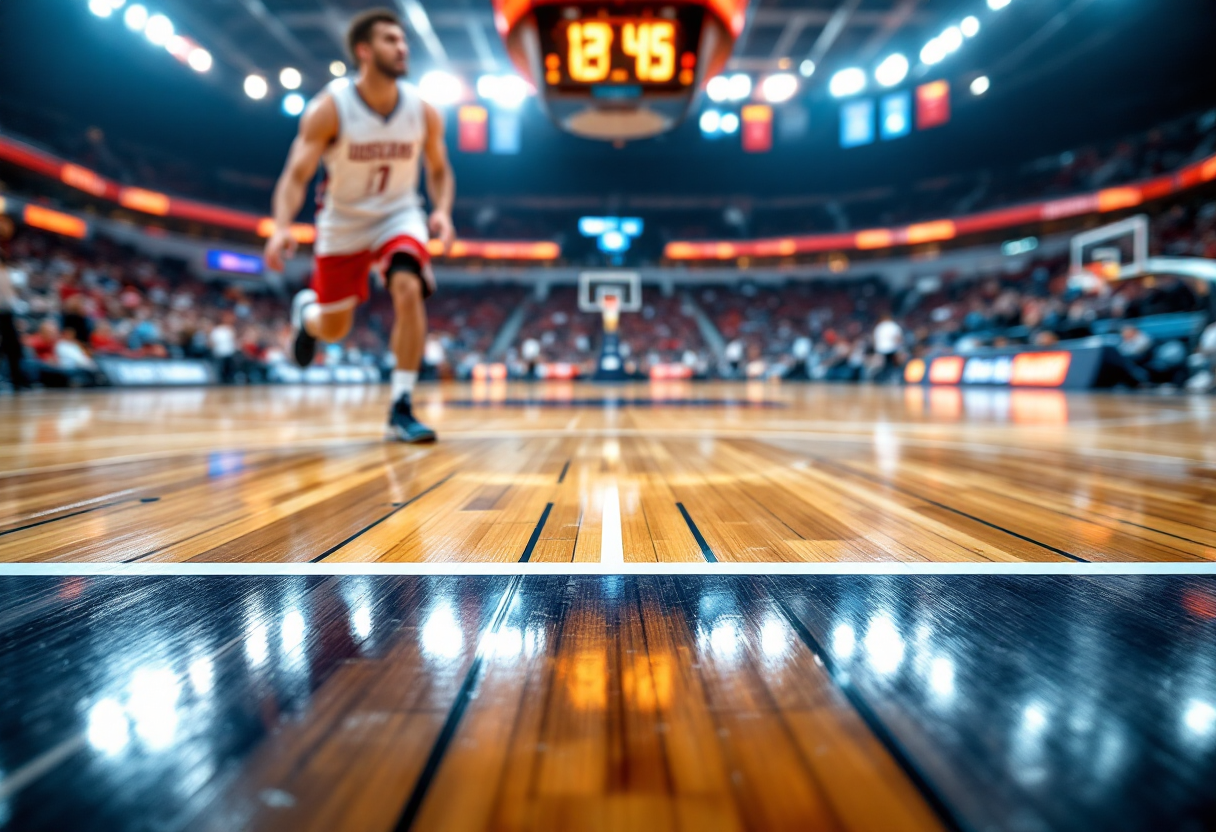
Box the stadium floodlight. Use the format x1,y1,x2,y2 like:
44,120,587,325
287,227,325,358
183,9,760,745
166,35,191,59
418,70,463,107
799,60,816,78
282,93,306,117
971,75,990,95
330,61,347,77
719,112,740,134
699,109,722,135
988,0,1011,8
280,68,302,90
244,75,269,100
961,16,981,37
706,76,730,103
939,26,964,54
123,4,148,31
875,53,909,88
726,73,752,102
188,48,212,73
920,38,947,66
829,67,866,98
89,0,115,18
144,14,174,47
477,74,529,109
760,73,798,103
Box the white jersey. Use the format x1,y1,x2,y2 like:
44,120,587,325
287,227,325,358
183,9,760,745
315,78,429,256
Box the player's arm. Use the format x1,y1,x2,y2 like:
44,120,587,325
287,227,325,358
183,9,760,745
264,94,338,272
421,101,456,250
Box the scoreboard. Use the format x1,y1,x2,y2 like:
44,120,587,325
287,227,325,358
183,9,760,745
494,0,746,140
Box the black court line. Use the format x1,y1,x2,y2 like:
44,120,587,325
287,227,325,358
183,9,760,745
309,472,454,563
812,457,1090,563
392,574,523,832
518,503,554,563
766,579,974,832
676,503,718,563
557,459,571,484
0,497,156,538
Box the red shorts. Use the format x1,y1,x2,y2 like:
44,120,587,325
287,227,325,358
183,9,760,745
311,235,433,305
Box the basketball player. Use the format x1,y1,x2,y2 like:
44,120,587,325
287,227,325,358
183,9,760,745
264,8,455,443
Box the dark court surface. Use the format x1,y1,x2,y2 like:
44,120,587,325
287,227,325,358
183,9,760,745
0,575,1214,832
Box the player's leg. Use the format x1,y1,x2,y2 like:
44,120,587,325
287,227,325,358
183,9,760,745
291,250,372,366
384,252,436,443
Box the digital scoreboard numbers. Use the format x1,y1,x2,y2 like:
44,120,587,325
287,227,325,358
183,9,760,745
538,6,704,92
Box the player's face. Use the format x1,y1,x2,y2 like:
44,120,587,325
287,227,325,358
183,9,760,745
368,22,409,78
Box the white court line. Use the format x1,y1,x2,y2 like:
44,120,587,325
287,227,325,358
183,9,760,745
600,484,624,565
0,562,1213,576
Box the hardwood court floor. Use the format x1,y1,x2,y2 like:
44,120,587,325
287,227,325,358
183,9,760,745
1,574,1214,832
0,383,1214,563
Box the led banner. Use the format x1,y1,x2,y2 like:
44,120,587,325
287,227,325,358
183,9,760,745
905,346,1113,390
0,133,560,260
840,99,875,148
458,105,489,153
664,149,1216,260
95,357,217,387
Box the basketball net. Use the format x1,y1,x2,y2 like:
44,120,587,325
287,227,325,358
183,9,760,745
602,294,621,335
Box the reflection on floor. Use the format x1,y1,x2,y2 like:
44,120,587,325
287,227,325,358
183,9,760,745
1,383,1214,563
0,575,1213,831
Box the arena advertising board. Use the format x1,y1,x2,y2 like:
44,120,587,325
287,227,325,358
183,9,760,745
905,346,1112,389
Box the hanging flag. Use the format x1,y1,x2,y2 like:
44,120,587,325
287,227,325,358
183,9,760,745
458,105,488,153
491,109,521,154
741,104,772,153
916,81,951,130
880,91,912,140
840,98,875,148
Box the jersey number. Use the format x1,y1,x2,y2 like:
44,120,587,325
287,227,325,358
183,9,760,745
367,165,391,196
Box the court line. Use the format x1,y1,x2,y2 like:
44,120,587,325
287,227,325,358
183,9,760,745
391,574,523,832
557,459,571,484
308,472,455,563
1,562,1214,576
0,495,154,538
808,457,1091,564
767,580,974,832
517,504,554,564
0,736,86,802
601,484,624,565
676,503,718,563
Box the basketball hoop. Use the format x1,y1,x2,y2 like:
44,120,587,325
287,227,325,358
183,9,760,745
601,294,621,334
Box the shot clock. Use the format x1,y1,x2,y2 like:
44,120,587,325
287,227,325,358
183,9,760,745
494,0,747,140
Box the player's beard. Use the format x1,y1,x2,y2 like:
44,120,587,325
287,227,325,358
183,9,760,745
374,54,407,79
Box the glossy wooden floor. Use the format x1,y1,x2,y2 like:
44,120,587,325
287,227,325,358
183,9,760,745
1,382,1214,563
1,574,1213,831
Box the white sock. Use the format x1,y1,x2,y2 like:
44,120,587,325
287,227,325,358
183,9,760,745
391,369,418,402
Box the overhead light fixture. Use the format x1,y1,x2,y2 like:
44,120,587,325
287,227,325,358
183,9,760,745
961,16,981,37
89,0,115,17
921,38,947,66
244,75,269,100
829,67,866,98
726,73,752,102
706,75,730,103
699,109,722,135
939,26,964,54
988,0,1011,9
799,60,816,78
875,53,909,88
282,93,306,117
719,112,740,134
143,14,174,47
418,70,463,107
280,68,302,90
760,73,798,103
330,61,347,77
187,47,212,73
971,75,990,95
123,4,148,31
477,74,529,109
